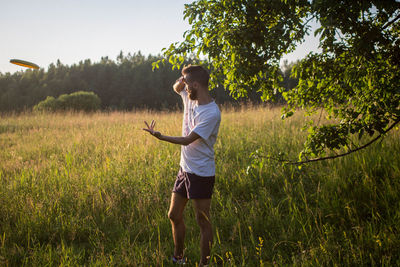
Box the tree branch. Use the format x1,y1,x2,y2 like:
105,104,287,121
263,118,400,165
382,12,400,31
303,15,316,27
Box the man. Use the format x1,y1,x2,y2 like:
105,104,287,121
143,65,221,266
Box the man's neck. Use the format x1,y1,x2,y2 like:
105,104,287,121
196,88,213,105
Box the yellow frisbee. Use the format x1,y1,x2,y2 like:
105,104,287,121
10,59,39,69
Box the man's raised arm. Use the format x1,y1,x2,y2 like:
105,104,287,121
173,77,185,94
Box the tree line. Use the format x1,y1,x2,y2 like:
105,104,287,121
0,52,297,113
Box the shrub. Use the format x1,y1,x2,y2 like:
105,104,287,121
33,96,58,112
34,91,101,112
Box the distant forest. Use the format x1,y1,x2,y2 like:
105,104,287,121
0,52,297,112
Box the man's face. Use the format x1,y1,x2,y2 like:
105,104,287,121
183,75,198,100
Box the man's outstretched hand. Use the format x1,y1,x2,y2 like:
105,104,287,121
143,120,161,139
143,120,200,146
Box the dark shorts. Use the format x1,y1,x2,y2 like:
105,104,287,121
173,168,215,199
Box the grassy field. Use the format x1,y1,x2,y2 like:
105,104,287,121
0,107,399,266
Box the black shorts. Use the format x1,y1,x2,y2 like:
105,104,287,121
173,168,215,199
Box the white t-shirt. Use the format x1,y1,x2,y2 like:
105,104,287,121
179,90,221,177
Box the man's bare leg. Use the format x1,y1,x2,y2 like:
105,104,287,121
168,193,188,258
193,198,213,266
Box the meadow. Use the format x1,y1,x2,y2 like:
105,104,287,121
0,106,399,266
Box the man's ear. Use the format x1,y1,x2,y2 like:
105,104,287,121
193,81,201,89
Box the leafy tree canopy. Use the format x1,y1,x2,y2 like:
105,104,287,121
157,0,400,162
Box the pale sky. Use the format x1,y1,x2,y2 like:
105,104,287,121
1,0,320,74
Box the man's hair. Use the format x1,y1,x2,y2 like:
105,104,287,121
182,65,209,88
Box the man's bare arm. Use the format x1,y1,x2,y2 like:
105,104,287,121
143,120,200,146
158,131,200,146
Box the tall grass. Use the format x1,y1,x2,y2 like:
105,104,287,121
0,107,399,266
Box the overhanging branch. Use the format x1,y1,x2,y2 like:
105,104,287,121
263,118,400,165
382,12,400,31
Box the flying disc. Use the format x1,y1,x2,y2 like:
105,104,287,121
10,59,39,69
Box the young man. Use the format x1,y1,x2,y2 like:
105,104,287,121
143,65,221,266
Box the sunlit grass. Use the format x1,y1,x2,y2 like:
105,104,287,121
1,107,399,266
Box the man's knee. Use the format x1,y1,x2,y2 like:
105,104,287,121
168,209,183,224
195,210,211,229
168,193,188,224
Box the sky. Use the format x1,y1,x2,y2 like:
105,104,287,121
1,0,320,74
